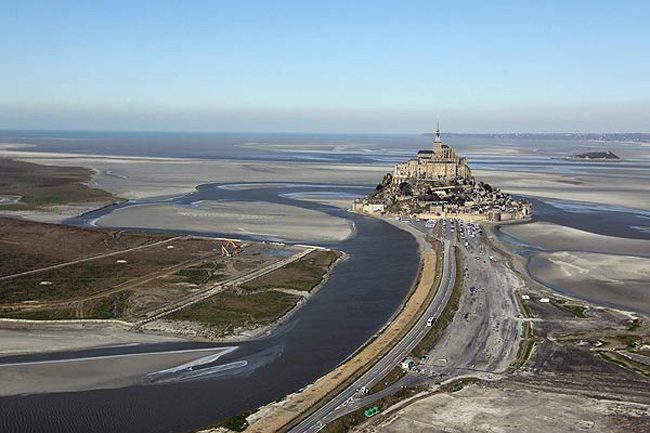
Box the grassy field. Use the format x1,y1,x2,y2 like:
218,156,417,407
0,306,78,320
163,250,340,337
0,217,170,277
0,238,220,303
0,291,132,320
240,250,339,292
553,299,590,318
167,290,301,335
174,262,226,285
0,217,301,323
0,158,116,209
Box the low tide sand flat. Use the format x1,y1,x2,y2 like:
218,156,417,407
96,200,353,243
2,147,650,215
501,221,650,257
529,251,650,315
476,169,650,212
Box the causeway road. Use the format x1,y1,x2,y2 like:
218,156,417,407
288,223,457,433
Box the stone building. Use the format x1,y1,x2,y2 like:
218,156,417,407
352,123,531,222
392,124,472,185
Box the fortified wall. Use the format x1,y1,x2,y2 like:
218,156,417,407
352,126,531,223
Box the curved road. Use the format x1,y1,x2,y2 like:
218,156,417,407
289,225,457,433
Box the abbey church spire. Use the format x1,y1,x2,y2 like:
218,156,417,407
434,120,442,151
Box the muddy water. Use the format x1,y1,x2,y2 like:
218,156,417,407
496,197,650,315
0,183,419,433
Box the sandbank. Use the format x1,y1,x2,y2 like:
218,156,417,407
96,200,352,243
2,148,649,214
501,221,650,257
0,149,384,201
0,346,233,396
529,251,650,315
476,169,650,211
0,327,185,356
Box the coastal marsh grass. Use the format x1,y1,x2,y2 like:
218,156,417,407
86,292,131,319
320,386,428,433
598,351,650,378
554,300,589,318
0,158,116,208
0,218,170,277
214,410,253,432
174,267,210,285
174,262,225,285
0,239,220,304
0,261,129,303
0,292,132,320
167,290,300,335
240,250,339,292
509,321,536,372
368,366,406,394
627,319,642,331
0,307,78,320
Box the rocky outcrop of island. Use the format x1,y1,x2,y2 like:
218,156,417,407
353,126,531,222
568,150,620,161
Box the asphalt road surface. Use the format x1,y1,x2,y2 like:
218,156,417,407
342,220,525,430
288,220,457,433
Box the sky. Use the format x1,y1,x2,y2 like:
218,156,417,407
1,0,649,133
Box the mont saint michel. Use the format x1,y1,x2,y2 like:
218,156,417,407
354,125,532,222
2,3,649,433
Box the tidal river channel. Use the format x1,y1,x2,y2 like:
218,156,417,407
0,183,419,433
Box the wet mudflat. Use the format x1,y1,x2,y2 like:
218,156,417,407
0,184,419,433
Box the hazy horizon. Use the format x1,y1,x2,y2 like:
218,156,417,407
2,1,649,133
2,128,650,135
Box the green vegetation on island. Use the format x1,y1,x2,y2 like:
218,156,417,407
167,290,301,334
167,250,340,337
0,158,117,209
240,250,340,292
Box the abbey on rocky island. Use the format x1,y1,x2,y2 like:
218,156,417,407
353,124,531,223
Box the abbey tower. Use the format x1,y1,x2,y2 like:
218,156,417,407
392,123,472,185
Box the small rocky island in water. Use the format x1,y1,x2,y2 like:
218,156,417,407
352,125,531,222
568,150,620,161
